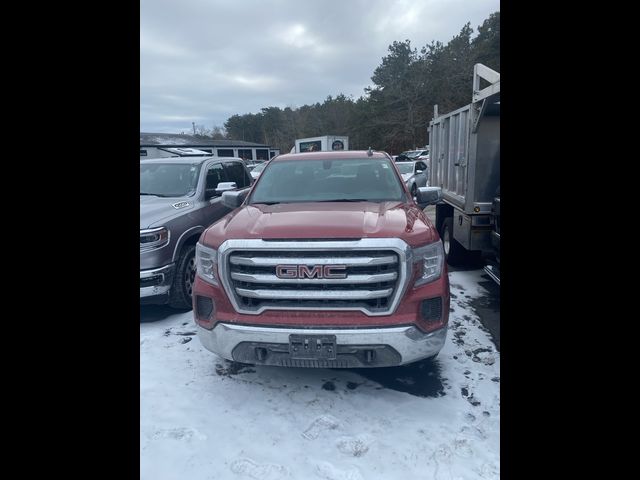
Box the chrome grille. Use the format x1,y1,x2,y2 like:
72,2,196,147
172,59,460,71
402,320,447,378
219,239,410,316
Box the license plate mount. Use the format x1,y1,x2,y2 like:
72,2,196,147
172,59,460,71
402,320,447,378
289,334,337,360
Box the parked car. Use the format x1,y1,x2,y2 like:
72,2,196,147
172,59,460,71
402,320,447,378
395,160,429,197
245,160,265,171
193,150,449,368
250,161,268,179
396,148,430,162
140,156,253,308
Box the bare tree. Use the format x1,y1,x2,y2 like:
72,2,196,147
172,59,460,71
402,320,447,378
211,125,227,139
194,124,211,138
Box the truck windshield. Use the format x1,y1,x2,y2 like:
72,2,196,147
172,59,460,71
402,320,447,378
140,163,201,197
249,158,406,204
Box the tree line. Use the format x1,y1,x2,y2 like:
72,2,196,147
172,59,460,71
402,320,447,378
197,12,499,155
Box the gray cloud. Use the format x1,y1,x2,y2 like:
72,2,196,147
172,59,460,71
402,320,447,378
141,0,499,133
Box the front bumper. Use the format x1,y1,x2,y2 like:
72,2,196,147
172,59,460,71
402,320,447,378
140,264,175,299
196,322,447,368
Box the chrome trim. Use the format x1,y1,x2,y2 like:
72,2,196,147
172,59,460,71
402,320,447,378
229,255,397,267
196,323,448,366
140,264,175,298
230,271,398,284
235,287,394,300
140,227,166,235
218,238,413,316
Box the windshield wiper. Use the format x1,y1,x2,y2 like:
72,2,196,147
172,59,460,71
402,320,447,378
252,201,282,205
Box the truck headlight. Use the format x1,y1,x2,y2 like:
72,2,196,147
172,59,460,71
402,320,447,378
140,227,170,251
413,241,444,286
196,242,219,286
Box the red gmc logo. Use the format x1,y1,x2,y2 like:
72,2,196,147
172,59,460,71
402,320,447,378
275,265,347,279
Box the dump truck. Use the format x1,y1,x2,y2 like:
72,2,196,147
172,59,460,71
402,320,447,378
429,63,500,285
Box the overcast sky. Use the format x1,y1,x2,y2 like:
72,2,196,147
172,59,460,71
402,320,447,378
140,0,499,134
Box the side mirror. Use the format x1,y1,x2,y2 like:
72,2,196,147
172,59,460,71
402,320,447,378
222,189,248,209
416,186,442,207
215,181,237,194
205,182,237,200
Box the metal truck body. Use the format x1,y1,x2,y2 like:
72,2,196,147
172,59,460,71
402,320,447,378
429,64,500,283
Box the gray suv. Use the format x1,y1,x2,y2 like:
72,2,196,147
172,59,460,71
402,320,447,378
140,156,253,308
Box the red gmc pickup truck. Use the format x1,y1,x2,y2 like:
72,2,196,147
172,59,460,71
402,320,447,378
192,150,449,368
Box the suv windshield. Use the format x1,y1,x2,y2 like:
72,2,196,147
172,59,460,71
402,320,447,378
249,158,406,204
140,163,201,197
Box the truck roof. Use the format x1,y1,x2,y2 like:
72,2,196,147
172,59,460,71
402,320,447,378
273,150,391,162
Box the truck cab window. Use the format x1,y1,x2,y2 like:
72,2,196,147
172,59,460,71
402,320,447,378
223,161,250,188
206,163,227,190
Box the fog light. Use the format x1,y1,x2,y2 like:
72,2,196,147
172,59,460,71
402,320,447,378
421,297,442,321
195,295,215,329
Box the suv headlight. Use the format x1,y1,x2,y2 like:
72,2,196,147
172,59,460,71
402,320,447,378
140,227,170,251
413,241,444,286
196,242,219,286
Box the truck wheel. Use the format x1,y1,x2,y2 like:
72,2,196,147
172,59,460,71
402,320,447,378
441,217,466,266
169,244,197,309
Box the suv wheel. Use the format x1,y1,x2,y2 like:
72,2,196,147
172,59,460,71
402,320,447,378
169,244,197,309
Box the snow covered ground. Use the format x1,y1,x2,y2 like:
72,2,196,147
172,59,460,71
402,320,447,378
140,269,500,480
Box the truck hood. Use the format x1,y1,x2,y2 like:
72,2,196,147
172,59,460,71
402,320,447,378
202,201,438,248
140,195,195,229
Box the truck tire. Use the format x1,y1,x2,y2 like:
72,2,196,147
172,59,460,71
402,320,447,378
169,244,197,309
441,217,466,266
